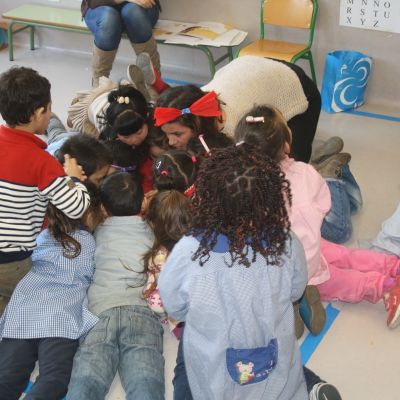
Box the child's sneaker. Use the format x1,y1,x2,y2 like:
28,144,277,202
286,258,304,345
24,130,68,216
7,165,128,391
126,64,151,103
299,286,326,335
309,382,342,400
136,52,157,86
384,277,400,329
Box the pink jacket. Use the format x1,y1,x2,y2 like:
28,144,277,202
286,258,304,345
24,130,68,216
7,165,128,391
280,156,331,285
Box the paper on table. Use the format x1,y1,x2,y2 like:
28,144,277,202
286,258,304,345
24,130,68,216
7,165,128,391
153,19,248,47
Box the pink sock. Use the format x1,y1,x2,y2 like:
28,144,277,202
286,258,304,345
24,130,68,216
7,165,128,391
383,277,396,292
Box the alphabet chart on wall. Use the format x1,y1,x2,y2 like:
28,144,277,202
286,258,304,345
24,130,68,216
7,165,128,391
340,0,400,33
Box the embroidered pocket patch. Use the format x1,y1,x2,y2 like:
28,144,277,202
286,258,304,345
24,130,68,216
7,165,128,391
226,339,278,385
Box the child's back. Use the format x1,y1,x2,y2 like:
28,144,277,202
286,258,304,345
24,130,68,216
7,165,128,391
161,233,307,399
88,171,154,315
89,213,154,315
159,145,308,400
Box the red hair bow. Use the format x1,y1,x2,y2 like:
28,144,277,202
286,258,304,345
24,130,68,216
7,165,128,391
154,91,222,127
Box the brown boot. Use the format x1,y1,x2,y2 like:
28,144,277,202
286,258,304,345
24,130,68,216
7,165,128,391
91,44,118,88
131,36,160,71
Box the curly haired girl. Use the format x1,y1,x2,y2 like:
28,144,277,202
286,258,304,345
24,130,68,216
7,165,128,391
158,145,309,400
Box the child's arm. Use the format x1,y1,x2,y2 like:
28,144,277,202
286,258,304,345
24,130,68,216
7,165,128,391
39,156,90,219
289,233,309,302
158,239,191,322
310,165,331,215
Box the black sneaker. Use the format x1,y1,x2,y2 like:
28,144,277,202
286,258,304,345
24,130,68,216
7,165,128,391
309,383,342,400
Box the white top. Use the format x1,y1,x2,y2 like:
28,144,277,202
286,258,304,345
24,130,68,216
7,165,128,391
202,56,309,136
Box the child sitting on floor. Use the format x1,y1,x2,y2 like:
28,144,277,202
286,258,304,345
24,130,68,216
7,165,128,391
234,105,400,330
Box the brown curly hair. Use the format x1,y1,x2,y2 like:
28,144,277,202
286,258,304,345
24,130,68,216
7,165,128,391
188,144,292,267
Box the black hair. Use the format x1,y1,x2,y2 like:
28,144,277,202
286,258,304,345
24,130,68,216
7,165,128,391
99,84,148,141
188,144,292,267
100,172,143,216
187,131,234,157
234,105,291,162
155,85,221,139
55,135,112,178
152,149,198,192
0,66,51,127
103,140,142,181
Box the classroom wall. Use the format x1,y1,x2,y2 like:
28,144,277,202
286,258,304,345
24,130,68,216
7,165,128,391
1,0,399,107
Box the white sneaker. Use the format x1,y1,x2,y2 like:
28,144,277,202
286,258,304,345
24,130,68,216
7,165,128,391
136,52,156,85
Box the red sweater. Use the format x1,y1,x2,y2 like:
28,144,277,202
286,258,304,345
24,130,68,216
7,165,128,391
0,125,90,262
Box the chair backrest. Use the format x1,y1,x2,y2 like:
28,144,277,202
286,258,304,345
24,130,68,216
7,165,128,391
260,0,318,45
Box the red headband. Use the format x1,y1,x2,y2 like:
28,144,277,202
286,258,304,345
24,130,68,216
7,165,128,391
154,91,222,127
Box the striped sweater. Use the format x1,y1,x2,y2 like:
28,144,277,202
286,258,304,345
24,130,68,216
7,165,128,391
0,125,90,262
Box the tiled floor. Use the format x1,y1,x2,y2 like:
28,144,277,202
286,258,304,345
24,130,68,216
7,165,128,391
1,44,400,400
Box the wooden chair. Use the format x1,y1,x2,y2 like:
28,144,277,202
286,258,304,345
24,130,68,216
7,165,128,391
237,0,318,83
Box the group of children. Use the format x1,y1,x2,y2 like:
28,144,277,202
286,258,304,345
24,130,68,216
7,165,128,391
0,57,399,400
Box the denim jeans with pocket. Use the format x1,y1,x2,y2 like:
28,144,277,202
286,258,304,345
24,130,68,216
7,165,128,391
67,305,164,400
84,3,159,50
321,164,362,244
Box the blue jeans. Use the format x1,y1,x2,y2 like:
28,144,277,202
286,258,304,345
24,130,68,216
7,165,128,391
321,164,362,244
46,114,78,156
84,3,159,50
67,305,164,400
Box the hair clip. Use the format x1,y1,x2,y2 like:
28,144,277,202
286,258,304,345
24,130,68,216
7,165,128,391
191,155,197,163
184,184,195,198
117,96,130,104
198,134,211,154
161,170,169,176
246,116,264,123
235,141,245,146
111,164,136,172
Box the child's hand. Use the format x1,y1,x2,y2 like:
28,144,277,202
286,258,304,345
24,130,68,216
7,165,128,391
63,154,87,182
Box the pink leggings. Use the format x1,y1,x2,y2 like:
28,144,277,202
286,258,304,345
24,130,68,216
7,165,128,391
317,239,400,303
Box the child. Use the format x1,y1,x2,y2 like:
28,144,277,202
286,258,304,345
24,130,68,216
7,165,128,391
0,66,90,315
152,149,198,194
55,134,113,187
158,145,309,400
104,139,140,174
234,105,400,329
67,172,164,400
154,85,232,153
68,81,150,140
143,190,192,334
0,182,102,400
